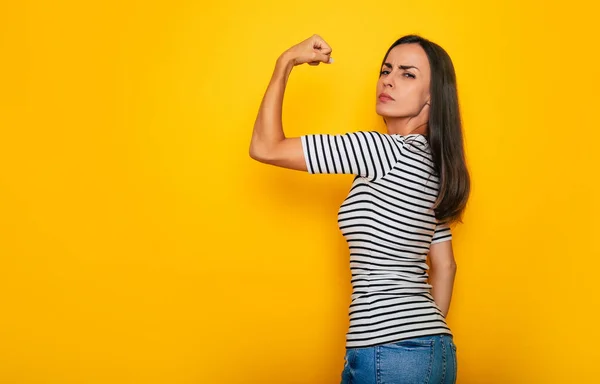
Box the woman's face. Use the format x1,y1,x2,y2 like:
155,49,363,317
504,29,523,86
376,43,431,119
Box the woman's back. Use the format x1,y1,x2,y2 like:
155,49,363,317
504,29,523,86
302,130,453,348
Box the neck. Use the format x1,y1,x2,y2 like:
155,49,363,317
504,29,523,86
384,117,429,136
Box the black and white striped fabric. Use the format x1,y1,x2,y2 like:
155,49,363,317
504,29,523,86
300,131,453,348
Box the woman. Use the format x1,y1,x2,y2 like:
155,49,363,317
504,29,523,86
249,34,470,384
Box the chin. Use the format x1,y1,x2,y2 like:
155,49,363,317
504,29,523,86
376,107,397,118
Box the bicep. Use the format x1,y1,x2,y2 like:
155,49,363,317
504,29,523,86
250,131,399,177
429,221,455,268
249,137,308,172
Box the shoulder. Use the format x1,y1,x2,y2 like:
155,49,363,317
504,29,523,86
398,134,431,153
396,134,436,171
394,133,429,145
326,130,399,149
352,130,399,144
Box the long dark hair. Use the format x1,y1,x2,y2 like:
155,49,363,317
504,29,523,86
381,35,470,225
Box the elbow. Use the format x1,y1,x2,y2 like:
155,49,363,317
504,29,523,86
449,262,458,275
249,140,264,162
250,139,280,164
448,260,458,272
433,261,457,273
249,145,268,163
249,146,259,161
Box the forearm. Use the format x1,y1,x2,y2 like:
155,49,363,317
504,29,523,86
429,264,457,317
250,54,294,156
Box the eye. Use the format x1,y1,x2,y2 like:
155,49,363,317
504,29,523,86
380,70,390,76
404,72,416,79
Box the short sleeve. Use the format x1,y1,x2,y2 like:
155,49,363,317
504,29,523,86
300,131,401,179
431,221,452,244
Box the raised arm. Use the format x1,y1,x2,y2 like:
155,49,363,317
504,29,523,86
249,34,333,171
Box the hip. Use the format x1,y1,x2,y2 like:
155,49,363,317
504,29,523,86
341,334,457,384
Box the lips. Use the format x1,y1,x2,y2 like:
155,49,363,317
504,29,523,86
378,93,394,101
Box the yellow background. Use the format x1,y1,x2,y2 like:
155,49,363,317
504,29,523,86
1,0,598,383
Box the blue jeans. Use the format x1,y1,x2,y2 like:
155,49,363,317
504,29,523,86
340,334,457,384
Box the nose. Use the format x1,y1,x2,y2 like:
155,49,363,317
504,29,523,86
383,78,393,88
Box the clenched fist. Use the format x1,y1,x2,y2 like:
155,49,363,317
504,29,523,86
280,34,334,67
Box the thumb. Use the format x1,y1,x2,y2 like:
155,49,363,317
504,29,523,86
321,53,334,64
312,52,334,64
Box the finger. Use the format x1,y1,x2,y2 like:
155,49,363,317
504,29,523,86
318,53,333,64
310,51,333,64
312,35,332,55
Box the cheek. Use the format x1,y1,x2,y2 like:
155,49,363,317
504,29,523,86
379,90,422,111
397,88,426,109
375,81,425,115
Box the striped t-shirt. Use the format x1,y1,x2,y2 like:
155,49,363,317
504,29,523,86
300,131,453,349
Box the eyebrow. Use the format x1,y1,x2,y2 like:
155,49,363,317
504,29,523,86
383,62,420,72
